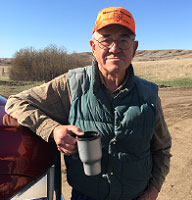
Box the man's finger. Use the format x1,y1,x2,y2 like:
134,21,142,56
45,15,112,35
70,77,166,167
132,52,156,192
67,125,84,136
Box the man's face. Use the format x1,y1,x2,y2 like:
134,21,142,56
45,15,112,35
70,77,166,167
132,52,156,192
90,24,138,77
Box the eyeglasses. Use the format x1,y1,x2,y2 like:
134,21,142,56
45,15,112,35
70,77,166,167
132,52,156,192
95,36,134,50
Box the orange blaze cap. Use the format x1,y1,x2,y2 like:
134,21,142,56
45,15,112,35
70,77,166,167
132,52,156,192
93,7,136,35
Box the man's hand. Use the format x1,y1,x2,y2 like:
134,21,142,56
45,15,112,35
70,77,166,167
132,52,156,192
52,125,84,155
138,184,159,200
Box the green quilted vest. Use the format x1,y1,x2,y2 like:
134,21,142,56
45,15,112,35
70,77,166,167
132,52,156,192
65,62,158,200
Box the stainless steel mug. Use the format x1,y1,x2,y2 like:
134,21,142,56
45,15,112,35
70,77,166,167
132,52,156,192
76,131,102,176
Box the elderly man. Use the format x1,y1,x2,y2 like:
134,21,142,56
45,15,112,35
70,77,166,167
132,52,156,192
5,7,171,200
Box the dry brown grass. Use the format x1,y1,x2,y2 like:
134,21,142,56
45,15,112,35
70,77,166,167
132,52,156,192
0,65,43,98
133,58,192,81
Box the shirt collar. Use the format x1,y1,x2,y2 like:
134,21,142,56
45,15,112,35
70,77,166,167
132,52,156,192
91,59,135,96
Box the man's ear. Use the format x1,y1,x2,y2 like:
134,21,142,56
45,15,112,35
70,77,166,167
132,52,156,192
132,41,138,57
90,39,96,57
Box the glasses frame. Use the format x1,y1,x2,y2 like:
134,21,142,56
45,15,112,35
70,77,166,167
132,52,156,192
94,36,135,50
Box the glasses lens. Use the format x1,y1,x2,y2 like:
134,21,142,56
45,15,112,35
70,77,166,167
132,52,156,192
118,38,132,49
98,38,113,49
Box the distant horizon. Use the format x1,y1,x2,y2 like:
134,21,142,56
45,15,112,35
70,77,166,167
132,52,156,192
4,48,192,59
1,49,192,59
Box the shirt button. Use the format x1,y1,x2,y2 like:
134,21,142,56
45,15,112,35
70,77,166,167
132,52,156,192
110,172,113,176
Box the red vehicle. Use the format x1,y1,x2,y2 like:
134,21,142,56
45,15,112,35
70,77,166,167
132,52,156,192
0,95,59,199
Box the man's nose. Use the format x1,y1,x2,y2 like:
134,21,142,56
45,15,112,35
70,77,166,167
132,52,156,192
109,41,121,53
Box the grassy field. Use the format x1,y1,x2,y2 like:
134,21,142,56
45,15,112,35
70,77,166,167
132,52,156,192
133,58,192,87
0,58,192,98
0,65,43,98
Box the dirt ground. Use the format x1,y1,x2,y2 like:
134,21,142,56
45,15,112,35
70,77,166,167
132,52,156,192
61,87,192,200
157,87,192,200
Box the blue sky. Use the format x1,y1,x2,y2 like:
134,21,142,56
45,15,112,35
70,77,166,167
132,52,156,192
1,0,192,58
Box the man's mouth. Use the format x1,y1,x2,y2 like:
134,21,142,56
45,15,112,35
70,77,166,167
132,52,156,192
107,56,121,60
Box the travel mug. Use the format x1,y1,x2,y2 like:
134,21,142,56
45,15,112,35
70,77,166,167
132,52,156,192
76,131,102,176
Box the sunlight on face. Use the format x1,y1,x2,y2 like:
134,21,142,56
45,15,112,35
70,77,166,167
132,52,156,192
90,24,138,78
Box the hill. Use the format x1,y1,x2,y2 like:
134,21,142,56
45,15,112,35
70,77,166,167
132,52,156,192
72,49,192,63
0,58,12,65
134,49,192,61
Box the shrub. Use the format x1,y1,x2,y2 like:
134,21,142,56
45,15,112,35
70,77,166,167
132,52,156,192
9,45,91,81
